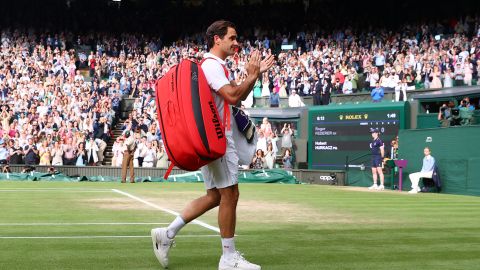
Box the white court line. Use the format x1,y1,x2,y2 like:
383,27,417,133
0,235,219,239
0,188,111,191
0,222,170,226
112,189,220,233
0,190,111,192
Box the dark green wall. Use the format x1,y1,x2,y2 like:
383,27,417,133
398,126,480,195
416,114,440,129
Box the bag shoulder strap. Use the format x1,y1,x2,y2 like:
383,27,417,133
164,163,175,180
200,57,231,131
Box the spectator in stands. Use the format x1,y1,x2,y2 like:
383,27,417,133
261,73,270,97
371,82,384,103
112,136,124,167
62,138,77,165
442,68,454,88
408,147,435,194
388,71,399,93
156,142,169,169
342,75,353,94
374,49,386,72
321,79,332,105
136,135,148,167
396,77,408,102
24,137,39,167
85,135,99,166
51,141,64,166
0,139,8,165
430,65,443,89
369,67,380,91
260,118,273,138
95,138,107,166
8,140,24,165
142,141,156,168
75,142,87,166
288,90,305,107
405,70,416,90
251,149,265,169
264,142,276,169
256,130,267,153
368,128,385,191
454,63,464,86
464,56,474,86
253,79,262,99
280,123,293,155
269,89,280,107
38,140,52,166
312,87,322,105
476,59,480,85
282,149,292,170
380,72,393,92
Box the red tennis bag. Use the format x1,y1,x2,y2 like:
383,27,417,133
155,59,228,179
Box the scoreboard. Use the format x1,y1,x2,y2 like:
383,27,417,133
308,102,409,170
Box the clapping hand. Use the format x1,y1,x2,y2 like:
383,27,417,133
260,54,275,74
245,50,261,78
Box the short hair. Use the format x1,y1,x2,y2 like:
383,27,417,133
424,147,431,152
205,20,236,49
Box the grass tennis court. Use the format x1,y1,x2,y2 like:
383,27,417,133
1,181,480,270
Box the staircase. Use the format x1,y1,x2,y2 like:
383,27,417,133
103,119,125,166
80,69,128,166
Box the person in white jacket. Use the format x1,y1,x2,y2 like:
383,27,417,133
85,136,99,165
142,141,157,168
288,89,305,107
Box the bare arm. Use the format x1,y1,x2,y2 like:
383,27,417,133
218,75,257,105
217,52,274,105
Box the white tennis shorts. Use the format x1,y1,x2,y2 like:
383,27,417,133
201,134,239,189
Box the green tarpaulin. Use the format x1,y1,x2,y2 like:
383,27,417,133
0,169,298,184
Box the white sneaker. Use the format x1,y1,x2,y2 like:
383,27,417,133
151,228,175,268
218,251,261,270
377,185,385,191
408,188,418,194
368,184,378,190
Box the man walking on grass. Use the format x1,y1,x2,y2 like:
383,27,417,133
151,20,274,270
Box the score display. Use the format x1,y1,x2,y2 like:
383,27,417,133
308,108,403,170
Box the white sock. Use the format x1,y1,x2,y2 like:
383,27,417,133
221,237,236,258
167,216,185,239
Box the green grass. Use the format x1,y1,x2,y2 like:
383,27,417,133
1,181,480,269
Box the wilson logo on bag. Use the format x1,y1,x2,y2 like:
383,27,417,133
155,59,229,179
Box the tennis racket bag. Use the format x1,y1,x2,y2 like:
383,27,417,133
155,59,228,179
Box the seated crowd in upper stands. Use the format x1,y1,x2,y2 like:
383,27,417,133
0,15,479,167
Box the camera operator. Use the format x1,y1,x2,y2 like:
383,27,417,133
458,97,475,125
459,97,475,111
438,101,454,127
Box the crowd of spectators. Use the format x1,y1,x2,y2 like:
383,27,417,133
250,118,294,170
229,15,480,107
1,15,480,170
0,30,170,169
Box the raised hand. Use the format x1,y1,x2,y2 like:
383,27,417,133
260,54,275,74
245,50,261,78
